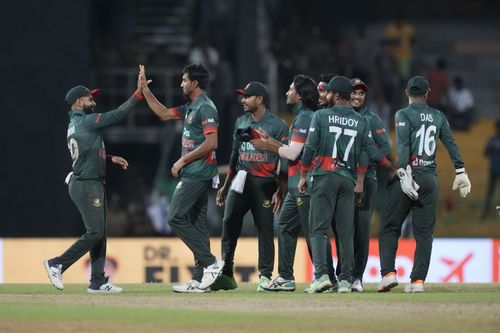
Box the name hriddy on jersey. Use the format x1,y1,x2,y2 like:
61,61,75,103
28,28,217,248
328,115,358,127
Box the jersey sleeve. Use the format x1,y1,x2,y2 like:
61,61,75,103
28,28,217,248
302,112,320,170
228,118,241,172
199,105,219,135
290,114,311,143
81,95,138,130
169,104,187,120
360,118,384,163
370,114,392,157
438,112,465,170
395,110,411,169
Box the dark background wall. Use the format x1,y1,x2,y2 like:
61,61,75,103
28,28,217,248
0,0,91,235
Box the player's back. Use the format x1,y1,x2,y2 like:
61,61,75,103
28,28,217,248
310,104,367,181
395,102,448,174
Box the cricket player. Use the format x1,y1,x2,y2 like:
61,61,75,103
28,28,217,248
44,73,144,293
378,76,471,293
299,76,391,293
317,73,336,108
139,64,224,293
349,78,391,292
250,75,337,292
214,81,289,292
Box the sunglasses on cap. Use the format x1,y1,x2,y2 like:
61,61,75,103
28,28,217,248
317,83,328,92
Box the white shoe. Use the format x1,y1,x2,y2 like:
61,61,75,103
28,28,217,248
404,280,424,293
87,282,123,293
44,260,63,290
199,259,225,290
172,280,211,293
351,279,363,292
377,273,398,292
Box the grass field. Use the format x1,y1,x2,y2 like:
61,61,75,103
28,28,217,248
1,283,500,333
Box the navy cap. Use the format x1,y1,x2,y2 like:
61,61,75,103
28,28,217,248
324,76,354,95
65,85,101,105
235,81,269,106
351,78,368,92
407,76,430,96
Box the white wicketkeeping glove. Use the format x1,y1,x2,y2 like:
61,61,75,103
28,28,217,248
397,165,419,200
452,168,471,198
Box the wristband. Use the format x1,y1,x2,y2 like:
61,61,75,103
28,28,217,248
133,90,144,102
455,168,465,175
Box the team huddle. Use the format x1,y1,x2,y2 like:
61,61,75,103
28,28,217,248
44,63,471,294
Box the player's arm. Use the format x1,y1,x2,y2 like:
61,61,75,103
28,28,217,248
298,113,320,193
82,92,143,129
273,123,290,213
370,115,392,158
361,118,391,168
439,113,471,197
139,64,184,121
142,86,184,121
395,110,411,169
172,105,218,177
217,121,240,207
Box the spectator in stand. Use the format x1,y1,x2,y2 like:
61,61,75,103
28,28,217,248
449,76,474,131
383,18,415,80
188,37,220,80
482,119,500,219
427,58,450,112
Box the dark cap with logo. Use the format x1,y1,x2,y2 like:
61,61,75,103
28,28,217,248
324,76,354,95
65,85,101,106
407,76,430,96
351,78,368,92
235,81,269,105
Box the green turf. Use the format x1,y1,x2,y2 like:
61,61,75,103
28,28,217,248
1,283,499,333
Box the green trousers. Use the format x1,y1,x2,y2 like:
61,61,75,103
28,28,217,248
56,179,107,286
278,193,336,281
334,177,377,281
221,175,276,279
379,172,438,282
310,173,355,283
168,180,215,282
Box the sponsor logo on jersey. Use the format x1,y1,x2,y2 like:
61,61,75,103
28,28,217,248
397,122,406,127
92,198,102,207
262,200,271,208
296,197,304,205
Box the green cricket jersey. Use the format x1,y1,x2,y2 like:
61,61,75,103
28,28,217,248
395,101,464,174
358,105,391,181
229,111,289,178
302,104,384,183
288,103,314,196
67,95,139,181
171,93,219,182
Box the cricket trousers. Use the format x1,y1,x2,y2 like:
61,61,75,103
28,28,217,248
379,172,438,282
221,175,276,279
56,179,107,286
310,173,355,283
168,179,216,282
278,193,336,282
334,176,377,281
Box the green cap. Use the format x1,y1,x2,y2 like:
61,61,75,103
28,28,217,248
65,85,101,106
407,76,430,95
235,81,269,106
325,76,353,95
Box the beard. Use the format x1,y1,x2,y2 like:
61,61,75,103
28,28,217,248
83,105,96,114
